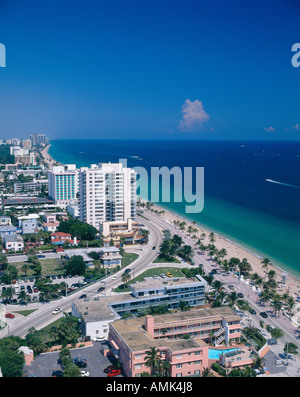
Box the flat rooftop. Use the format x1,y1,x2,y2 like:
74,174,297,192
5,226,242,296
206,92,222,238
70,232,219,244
3,197,54,205
148,306,241,326
131,275,206,291
111,315,207,352
72,293,131,321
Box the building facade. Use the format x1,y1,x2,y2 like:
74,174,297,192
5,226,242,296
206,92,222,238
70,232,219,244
78,163,136,229
48,164,78,207
108,307,241,377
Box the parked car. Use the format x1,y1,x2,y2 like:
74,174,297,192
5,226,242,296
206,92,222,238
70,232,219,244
5,313,15,318
52,308,62,315
107,369,121,377
52,370,64,377
228,285,234,290
166,272,172,278
259,312,268,318
74,360,87,368
267,338,278,345
81,370,90,377
79,294,87,299
104,365,118,374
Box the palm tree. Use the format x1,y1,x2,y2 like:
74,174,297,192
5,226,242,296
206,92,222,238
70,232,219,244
239,258,252,276
271,298,283,318
160,359,171,377
178,300,190,312
172,234,183,250
212,280,224,296
208,232,216,243
226,292,238,308
268,270,276,281
144,347,162,376
261,258,271,281
179,245,194,262
18,290,30,304
218,248,227,260
121,272,131,288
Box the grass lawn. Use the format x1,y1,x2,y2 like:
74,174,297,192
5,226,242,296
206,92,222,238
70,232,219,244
122,253,139,267
114,266,186,293
153,255,181,264
11,309,37,317
12,258,65,278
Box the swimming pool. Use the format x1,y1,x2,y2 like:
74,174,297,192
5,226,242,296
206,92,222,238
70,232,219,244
208,348,241,360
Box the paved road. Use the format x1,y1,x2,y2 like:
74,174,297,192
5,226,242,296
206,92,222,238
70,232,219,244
142,209,300,374
0,216,163,339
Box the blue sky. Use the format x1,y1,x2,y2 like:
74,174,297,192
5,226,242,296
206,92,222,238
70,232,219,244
0,0,300,140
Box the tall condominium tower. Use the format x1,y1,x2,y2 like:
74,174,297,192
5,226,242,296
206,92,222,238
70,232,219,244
79,163,136,228
48,164,78,207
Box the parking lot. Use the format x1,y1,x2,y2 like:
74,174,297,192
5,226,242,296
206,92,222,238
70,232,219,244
1,274,86,304
23,343,115,377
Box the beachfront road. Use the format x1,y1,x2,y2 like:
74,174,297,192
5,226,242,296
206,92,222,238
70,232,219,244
0,216,163,339
142,209,300,351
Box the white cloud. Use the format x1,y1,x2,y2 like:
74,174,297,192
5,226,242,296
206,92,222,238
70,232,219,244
264,126,276,132
178,99,210,132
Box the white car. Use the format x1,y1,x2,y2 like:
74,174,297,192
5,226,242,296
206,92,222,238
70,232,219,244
81,371,90,377
52,308,62,315
112,276,117,280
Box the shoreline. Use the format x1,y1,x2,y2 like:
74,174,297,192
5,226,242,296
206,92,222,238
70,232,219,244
48,144,300,299
40,144,60,168
142,200,300,299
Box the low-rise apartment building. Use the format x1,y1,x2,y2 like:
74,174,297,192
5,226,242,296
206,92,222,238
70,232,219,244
108,307,241,377
3,234,24,252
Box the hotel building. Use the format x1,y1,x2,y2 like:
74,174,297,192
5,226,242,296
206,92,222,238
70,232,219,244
48,164,78,207
78,163,136,229
108,307,241,377
71,275,208,341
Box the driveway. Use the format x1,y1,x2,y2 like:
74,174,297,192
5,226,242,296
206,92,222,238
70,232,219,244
23,343,113,377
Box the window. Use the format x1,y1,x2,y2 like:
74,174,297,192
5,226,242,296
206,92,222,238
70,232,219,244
176,364,182,369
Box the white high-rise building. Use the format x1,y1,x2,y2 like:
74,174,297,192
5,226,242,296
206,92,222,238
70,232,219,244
48,164,78,207
79,163,136,229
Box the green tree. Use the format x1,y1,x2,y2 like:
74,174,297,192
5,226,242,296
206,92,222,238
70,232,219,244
0,344,25,377
178,300,190,312
63,363,81,377
284,342,298,355
121,272,131,288
65,255,86,276
144,347,162,376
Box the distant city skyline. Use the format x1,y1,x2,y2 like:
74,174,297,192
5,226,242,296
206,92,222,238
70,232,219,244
0,0,300,140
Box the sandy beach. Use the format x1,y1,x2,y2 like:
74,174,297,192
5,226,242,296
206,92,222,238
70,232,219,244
45,143,300,299
40,144,59,168
143,201,300,300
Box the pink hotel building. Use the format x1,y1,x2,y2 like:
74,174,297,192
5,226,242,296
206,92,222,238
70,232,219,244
108,307,242,377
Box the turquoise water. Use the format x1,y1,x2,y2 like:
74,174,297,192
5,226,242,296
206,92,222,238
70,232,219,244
208,348,241,360
49,139,300,278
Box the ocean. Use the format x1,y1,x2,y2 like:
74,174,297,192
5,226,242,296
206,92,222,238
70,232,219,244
49,139,300,278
